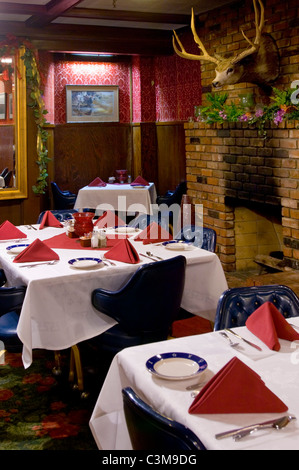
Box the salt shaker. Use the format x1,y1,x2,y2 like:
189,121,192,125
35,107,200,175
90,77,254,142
98,229,107,248
91,229,99,248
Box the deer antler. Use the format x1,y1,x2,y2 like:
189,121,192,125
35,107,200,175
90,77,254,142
231,0,265,64
172,8,220,64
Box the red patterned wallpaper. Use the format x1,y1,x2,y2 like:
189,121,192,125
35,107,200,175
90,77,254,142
40,31,202,124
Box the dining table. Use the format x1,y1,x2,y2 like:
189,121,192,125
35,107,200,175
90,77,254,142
74,182,157,215
89,318,299,450
0,223,228,369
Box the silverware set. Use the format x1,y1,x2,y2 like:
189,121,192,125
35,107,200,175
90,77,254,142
215,415,296,441
140,252,163,262
19,260,59,268
219,328,262,351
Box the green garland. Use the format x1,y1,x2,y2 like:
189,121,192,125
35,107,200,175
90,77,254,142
0,36,49,195
196,86,299,138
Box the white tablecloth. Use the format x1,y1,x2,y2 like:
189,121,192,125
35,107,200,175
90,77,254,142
89,318,299,450
0,226,227,368
74,182,157,215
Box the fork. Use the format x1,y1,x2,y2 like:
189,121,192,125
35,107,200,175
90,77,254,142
219,331,239,348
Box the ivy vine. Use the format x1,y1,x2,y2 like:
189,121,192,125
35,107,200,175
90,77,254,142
0,35,49,195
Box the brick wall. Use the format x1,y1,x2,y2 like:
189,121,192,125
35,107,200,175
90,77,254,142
185,0,299,271
196,0,299,105
186,120,299,271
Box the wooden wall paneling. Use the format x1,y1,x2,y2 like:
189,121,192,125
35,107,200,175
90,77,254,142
156,122,186,196
53,123,133,193
132,123,141,179
139,122,158,188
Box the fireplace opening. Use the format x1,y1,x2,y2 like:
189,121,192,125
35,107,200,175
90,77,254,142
230,201,283,272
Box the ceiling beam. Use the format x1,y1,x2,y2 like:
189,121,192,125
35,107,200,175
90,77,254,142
62,8,190,25
0,21,173,56
0,2,46,15
26,0,85,27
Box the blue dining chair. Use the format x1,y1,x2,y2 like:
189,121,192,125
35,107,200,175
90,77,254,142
214,284,299,331
51,181,77,210
129,213,172,233
37,209,78,224
170,225,217,338
90,256,186,364
0,269,27,353
156,181,187,207
122,387,206,451
174,225,217,252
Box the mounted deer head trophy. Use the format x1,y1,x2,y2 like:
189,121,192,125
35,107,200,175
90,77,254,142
173,0,279,90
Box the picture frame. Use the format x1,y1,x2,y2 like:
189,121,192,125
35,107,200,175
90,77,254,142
0,93,7,120
8,93,13,120
66,85,119,123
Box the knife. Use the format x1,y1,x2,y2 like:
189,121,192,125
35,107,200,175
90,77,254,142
215,416,294,440
225,328,262,351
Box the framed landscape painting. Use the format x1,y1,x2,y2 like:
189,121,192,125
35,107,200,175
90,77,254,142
66,85,119,123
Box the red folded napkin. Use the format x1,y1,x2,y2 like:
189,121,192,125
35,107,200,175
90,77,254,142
246,301,299,351
189,357,288,414
39,211,63,229
13,238,60,263
88,177,107,187
0,220,27,240
130,176,149,186
94,210,126,229
43,233,119,250
105,238,140,264
134,222,172,244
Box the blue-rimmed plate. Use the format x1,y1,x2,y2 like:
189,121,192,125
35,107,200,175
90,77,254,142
68,257,102,269
146,352,207,380
162,240,194,251
6,244,29,254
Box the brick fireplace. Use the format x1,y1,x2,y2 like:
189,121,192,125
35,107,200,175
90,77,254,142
185,120,299,272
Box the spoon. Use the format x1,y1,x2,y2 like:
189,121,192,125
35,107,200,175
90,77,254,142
233,415,296,441
219,331,239,348
146,251,163,260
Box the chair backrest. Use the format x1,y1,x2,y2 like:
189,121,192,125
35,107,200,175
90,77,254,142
4,170,13,187
156,181,187,207
92,255,186,337
175,225,217,252
122,387,206,451
51,181,76,210
0,269,7,287
0,285,27,317
214,284,299,331
37,209,78,224
129,213,171,233
0,167,8,178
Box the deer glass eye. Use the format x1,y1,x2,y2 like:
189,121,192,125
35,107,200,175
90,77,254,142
227,67,234,74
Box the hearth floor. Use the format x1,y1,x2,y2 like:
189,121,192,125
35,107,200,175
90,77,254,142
225,268,299,298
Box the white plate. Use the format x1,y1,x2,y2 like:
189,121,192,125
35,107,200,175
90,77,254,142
162,241,194,251
146,352,207,380
114,226,137,234
6,244,29,254
68,257,102,269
